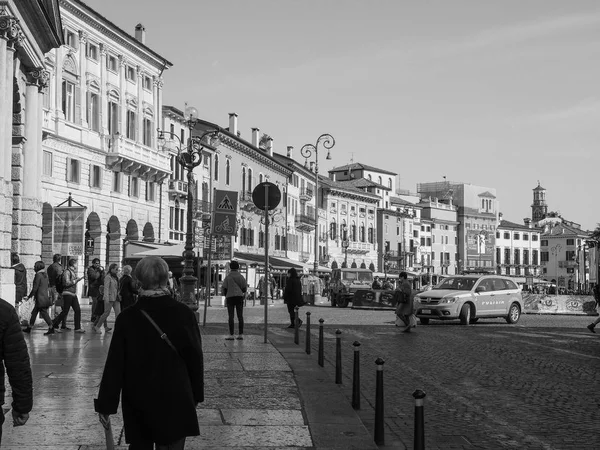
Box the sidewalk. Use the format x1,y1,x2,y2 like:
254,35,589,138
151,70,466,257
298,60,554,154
2,311,376,449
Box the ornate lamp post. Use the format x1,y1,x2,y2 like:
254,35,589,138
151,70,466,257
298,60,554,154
157,106,219,314
301,134,335,274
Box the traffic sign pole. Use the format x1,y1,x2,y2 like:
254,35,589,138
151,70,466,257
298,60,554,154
263,184,270,344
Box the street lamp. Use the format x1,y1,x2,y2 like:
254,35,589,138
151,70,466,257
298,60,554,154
550,243,562,295
301,134,335,274
157,105,220,315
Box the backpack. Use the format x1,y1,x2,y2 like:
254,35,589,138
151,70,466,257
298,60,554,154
55,270,65,294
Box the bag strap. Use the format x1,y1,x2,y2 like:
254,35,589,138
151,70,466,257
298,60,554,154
140,310,180,356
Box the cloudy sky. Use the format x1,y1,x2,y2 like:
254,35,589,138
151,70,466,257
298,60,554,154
87,0,600,231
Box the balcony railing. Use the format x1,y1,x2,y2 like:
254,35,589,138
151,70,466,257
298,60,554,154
168,179,188,197
106,133,170,175
347,241,371,253
295,214,316,231
299,188,313,202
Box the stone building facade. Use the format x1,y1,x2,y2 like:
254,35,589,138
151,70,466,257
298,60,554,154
0,0,63,304
495,217,541,278
39,0,172,287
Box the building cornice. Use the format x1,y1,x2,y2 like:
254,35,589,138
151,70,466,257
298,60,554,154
218,134,292,178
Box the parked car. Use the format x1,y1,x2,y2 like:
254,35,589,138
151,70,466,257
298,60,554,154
328,268,374,308
414,275,523,325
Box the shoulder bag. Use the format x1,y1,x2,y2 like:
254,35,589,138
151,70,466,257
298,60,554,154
140,310,180,357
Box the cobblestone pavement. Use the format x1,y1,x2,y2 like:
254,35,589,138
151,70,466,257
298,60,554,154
208,304,600,449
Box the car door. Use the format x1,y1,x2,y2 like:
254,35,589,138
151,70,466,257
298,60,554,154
489,278,508,315
474,278,495,316
498,278,519,314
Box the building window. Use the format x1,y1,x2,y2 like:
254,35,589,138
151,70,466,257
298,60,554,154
106,55,117,72
514,233,520,240
43,151,52,176
146,182,156,201
503,232,510,239
126,110,137,140
108,100,119,135
112,171,122,193
86,42,98,61
426,237,431,246
504,248,510,265
533,250,539,265
66,158,80,183
496,231,500,238
566,250,576,261
541,239,548,246
413,230,419,238
566,239,575,245
368,226,374,244
143,76,152,91
87,91,100,132
90,165,102,188
129,176,139,197
532,234,539,242
247,168,253,192
61,80,76,122
523,250,529,265
214,155,219,180
541,251,549,263
514,249,520,265
126,66,136,82
523,233,529,241
142,117,153,146
65,30,77,49
225,160,230,185
496,247,501,264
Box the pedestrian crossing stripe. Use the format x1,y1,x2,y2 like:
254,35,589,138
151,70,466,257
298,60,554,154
217,194,234,210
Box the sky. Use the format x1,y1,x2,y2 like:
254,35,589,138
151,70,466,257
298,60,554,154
86,0,600,231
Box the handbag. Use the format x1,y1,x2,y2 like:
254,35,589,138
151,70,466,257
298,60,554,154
17,298,35,325
140,310,180,356
37,295,52,309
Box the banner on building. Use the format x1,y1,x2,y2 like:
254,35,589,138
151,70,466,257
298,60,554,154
213,190,238,236
466,229,494,268
52,207,86,256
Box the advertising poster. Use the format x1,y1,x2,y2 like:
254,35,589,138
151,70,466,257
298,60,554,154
52,207,86,256
466,229,494,266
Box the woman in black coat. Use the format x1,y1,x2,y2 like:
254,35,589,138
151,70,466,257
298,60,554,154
94,256,204,448
24,261,54,335
283,268,304,328
118,265,137,310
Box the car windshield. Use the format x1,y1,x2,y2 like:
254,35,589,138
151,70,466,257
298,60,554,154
342,271,372,282
435,277,477,291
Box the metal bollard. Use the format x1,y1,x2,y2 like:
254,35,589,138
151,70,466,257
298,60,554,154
305,311,311,354
335,329,342,384
294,306,300,345
413,389,426,450
374,357,385,446
352,341,361,409
318,318,324,367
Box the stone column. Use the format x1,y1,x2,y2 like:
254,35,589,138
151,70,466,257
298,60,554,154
78,31,88,127
99,44,107,136
119,55,126,136
0,12,22,305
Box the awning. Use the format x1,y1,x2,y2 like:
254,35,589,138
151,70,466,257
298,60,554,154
233,252,304,271
128,243,185,258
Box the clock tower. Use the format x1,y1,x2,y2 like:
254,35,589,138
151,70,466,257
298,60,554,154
531,182,548,225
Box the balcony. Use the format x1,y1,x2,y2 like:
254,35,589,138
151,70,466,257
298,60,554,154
347,241,371,254
295,213,316,231
299,250,311,263
558,260,577,268
106,134,170,181
168,179,188,198
299,188,313,202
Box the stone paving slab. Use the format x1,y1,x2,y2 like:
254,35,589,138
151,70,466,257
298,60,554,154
186,425,312,448
222,409,305,426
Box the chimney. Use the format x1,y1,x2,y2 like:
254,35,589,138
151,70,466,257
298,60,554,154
134,23,146,44
266,137,273,157
228,113,238,136
499,212,503,220
251,128,260,148
310,161,315,172
524,218,531,228
287,146,293,158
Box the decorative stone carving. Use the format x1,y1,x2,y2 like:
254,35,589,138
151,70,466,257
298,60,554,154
0,12,21,47
26,68,50,92
78,30,88,44
99,43,107,56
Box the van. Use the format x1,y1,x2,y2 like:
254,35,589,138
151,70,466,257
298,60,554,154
328,268,374,308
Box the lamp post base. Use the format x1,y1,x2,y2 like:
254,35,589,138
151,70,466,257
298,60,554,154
179,274,199,315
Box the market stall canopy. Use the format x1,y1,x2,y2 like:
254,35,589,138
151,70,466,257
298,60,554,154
134,243,185,258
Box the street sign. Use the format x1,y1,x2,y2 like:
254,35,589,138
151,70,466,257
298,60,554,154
85,237,95,256
213,190,238,236
252,182,281,211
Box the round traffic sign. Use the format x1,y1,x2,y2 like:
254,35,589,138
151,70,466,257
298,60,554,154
252,182,281,211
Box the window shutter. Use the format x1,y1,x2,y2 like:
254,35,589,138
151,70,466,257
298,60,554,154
66,157,72,181
88,164,93,187
86,91,91,127
74,85,81,124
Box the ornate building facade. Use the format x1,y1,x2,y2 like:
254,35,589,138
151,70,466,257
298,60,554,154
0,0,63,304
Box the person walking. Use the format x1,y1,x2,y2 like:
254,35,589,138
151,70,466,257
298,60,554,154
87,258,104,323
94,255,204,449
46,254,66,329
372,276,382,290
283,268,304,328
0,297,32,446
92,263,120,333
23,261,54,335
587,283,600,333
396,271,416,333
119,265,137,311
11,253,28,307
51,258,85,334
221,260,247,340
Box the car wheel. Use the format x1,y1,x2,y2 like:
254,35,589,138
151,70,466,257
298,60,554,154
419,318,430,325
469,318,479,324
506,303,521,324
459,304,471,325
337,296,349,308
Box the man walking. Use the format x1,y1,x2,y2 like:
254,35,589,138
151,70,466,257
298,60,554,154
46,254,66,330
11,253,27,307
221,260,247,340
0,297,32,445
51,259,85,334
86,258,104,323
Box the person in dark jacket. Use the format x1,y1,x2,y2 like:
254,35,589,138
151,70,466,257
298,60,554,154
46,254,66,329
51,258,85,333
283,268,304,328
94,256,204,449
23,261,54,335
0,298,32,445
221,260,248,340
119,265,137,311
87,258,104,322
11,253,27,306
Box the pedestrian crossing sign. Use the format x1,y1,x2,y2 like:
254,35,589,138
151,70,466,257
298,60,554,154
214,190,238,214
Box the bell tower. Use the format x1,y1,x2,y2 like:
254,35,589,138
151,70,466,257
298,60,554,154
531,181,548,224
